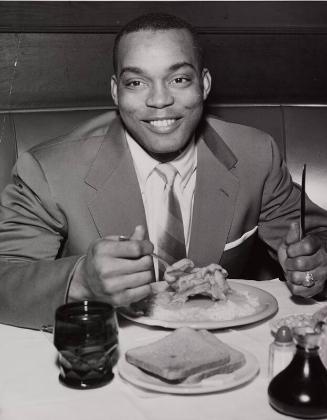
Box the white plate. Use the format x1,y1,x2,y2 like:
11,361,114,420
118,346,259,395
120,280,278,330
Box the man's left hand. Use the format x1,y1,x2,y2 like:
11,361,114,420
278,222,327,298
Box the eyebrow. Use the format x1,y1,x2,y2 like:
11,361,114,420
119,61,197,78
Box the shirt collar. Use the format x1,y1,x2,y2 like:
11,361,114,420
125,131,197,191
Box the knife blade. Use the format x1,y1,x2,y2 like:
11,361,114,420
300,163,307,239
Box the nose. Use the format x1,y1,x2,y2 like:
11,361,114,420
146,83,174,108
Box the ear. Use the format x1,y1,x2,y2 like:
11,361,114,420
111,75,119,106
201,68,212,101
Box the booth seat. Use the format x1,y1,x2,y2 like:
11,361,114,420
1,105,327,279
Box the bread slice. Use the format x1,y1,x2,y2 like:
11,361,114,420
183,330,246,383
125,327,230,382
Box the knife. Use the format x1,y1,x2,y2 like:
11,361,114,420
300,163,307,239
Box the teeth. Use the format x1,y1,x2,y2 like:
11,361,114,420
149,119,176,127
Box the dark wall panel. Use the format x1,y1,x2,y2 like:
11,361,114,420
205,34,327,103
1,1,327,33
1,34,114,109
1,2,327,109
283,106,327,210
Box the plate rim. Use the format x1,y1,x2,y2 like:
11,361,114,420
119,280,279,330
118,345,260,395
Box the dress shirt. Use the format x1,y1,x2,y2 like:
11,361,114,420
125,131,197,277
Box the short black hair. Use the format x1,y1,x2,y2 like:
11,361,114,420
112,13,204,74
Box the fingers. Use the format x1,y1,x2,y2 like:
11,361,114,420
108,225,147,242
278,222,301,272
77,225,155,307
284,222,301,246
92,235,153,260
286,235,321,259
281,222,318,259
279,226,327,298
130,225,146,241
286,277,324,299
110,284,151,307
100,268,153,294
284,253,318,272
285,260,326,298
286,267,317,286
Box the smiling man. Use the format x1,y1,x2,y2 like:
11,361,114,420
111,27,211,160
1,13,327,328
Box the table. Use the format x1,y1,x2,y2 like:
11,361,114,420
1,279,326,420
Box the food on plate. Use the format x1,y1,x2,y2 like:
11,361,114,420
312,305,327,326
270,314,315,336
125,327,246,383
312,305,327,370
130,259,261,323
270,308,327,371
164,259,230,303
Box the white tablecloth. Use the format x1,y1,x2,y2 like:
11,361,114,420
1,279,326,420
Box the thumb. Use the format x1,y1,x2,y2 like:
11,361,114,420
284,222,301,245
130,225,146,241
278,222,300,272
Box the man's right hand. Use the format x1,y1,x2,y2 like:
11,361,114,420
68,225,154,307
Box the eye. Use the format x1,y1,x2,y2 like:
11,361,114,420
125,80,147,88
171,76,191,85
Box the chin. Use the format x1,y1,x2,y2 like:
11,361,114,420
148,146,186,162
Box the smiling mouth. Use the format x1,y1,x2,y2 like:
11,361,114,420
143,118,182,133
149,119,177,128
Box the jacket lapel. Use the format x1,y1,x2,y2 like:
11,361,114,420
188,121,240,266
85,117,147,238
84,115,239,256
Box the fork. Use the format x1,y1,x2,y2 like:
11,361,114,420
300,163,307,239
151,252,170,269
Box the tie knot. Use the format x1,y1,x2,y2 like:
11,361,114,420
156,163,178,187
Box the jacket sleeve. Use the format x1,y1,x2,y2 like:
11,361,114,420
0,151,81,329
258,136,327,256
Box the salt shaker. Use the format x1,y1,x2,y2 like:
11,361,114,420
268,325,295,380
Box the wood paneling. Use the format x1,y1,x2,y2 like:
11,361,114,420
0,34,114,109
1,1,327,109
204,33,327,103
1,1,327,33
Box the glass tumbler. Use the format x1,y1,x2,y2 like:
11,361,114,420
53,300,118,389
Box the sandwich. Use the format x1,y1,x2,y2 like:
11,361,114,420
125,327,246,383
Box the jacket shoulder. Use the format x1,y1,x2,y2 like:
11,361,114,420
15,111,120,183
29,111,118,156
206,114,273,143
203,114,284,173
23,111,121,168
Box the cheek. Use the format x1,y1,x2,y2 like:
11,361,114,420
117,90,143,113
180,90,204,110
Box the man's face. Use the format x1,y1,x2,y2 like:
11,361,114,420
111,29,211,160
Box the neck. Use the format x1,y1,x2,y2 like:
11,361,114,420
149,149,185,163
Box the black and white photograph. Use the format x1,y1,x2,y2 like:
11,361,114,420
1,1,327,419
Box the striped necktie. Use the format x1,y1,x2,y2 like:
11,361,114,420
155,163,187,280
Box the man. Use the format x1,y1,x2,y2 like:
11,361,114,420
1,13,327,329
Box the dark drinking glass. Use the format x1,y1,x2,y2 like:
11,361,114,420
268,327,327,418
54,301,118,389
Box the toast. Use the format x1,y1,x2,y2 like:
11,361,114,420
183,330,246,383
125,327,230,382
125,327,246,383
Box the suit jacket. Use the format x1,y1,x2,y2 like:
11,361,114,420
1,111,327,328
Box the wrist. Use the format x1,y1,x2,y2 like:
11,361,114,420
66,256,93,302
